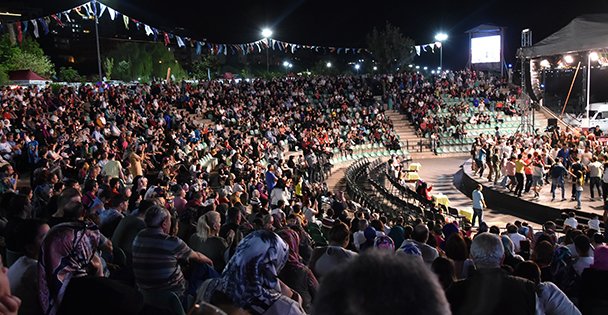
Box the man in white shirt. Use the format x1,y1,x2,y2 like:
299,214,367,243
472,184,486,227
353,219,369,251
588,156,603,200
506,224,527,253
563,212,578,229
572,235,594,275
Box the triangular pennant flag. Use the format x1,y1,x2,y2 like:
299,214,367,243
122,15,129,29
176,36,185,48
195,41,202,55
415,46,421,56
108,7,116,20
144,24,153,36
163,32,170,46
291,44,296,54
63,10,72,22
31,19,39,38
337,48,344,54
16,22,22,44
22,20,28,33
51,14,64,27
224,44,228,55
152,28,158,41
83,3,92,17
422,44,428,52
99,3,107,18
74,7,86,18
435,42,442,49
91,1,98,16
430,45,435,53
38,18,49,35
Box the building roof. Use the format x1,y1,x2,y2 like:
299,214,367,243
8,70,47,81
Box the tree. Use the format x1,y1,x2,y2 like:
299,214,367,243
103,57,114,80
191,55,220,79
366,22,415,72
107,42,186,81
0,34,55,79
58,67,81,82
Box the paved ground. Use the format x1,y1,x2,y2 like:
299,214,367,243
415,157,541,229
468,170,605,217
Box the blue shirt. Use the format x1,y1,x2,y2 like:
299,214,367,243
265,170,277,192
472,189,485,209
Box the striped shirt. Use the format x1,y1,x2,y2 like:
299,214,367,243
132,228,192,293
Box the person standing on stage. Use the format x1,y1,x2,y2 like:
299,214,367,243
472,184,486,228
588,156,603,201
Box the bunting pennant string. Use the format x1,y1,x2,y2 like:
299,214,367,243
0,0,368,56
99,3,107,18
31,19,39,38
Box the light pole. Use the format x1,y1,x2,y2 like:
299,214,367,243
93,0,103,82
587,51,599,128
261,28,273,73
434,32,448,71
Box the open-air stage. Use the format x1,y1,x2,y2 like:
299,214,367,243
450,159,605,229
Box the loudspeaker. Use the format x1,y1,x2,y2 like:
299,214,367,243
548,118,558,127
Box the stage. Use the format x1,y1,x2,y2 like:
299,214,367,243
454,159,605,229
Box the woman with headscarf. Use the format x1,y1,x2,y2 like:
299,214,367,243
501,235,524,270
196,230,305,315
277,228,318,313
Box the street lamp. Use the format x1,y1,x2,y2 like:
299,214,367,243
354,64,361,72
434,32,448,70
587,51,599,127
261,28,273,72
326,62,332,68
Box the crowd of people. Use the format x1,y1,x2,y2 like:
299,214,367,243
470,123,608,213
0,72,606,315
394,70,523,140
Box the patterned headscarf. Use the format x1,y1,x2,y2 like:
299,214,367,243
198,230,289,314
374,235,395,251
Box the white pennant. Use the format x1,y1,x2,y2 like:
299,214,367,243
31,19,39,38
144,24,153,36
176,36,185,47
63,10,71,22
108,7,116,20
415,46,421,56
99,3,107,18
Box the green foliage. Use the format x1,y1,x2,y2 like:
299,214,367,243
312,59,340,76
107,42,187,81
58,66,81,82
192,55,220,80
103,57,114,80
366,21,415,72
0,34,55,79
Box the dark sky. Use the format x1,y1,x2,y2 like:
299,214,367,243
13,0,608,68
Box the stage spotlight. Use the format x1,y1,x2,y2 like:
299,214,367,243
540,59,551,68
564,55,574,64
590,51,599,62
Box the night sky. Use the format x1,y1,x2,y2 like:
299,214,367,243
13,0,608,68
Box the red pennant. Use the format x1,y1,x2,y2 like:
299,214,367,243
51,14,63,27
16,22,22,44
163,32,170,46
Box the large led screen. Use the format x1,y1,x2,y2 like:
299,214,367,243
471,35,501,64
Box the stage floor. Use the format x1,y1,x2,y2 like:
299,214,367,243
469,171,606,218
415,157,542,228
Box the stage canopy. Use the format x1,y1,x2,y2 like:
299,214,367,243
521,14,608,58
